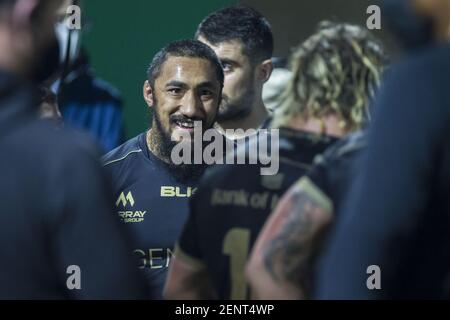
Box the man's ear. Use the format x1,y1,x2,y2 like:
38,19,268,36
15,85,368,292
143,80,154,108
258,59,274,84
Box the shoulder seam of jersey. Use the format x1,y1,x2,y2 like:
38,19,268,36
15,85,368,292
103,149,142,167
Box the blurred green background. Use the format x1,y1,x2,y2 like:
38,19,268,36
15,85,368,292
82,0,233,139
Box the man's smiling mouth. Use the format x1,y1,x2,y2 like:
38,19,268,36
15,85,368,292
174,119,195,129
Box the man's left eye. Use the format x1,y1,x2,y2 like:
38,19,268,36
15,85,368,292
168,88,181,94
201,90,213,96
221,62,233,72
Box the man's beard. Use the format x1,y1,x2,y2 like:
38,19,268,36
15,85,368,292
150,107,212,183
217,81,255,122
152,109,178,161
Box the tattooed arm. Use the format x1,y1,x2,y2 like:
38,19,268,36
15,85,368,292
246,177,333,299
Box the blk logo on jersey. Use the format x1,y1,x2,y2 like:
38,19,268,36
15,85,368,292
115,191,146,223
160,186,196,198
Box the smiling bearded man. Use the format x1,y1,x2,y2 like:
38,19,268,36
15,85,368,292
102,39,224,299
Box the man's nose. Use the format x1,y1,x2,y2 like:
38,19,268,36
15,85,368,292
179,91,204,118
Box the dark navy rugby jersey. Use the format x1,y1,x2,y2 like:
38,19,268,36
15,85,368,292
177,128,337,299
102,132,205,299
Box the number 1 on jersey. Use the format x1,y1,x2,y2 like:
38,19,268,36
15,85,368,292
222,228,251,300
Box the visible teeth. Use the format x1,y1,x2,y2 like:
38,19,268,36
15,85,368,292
177,121,194,128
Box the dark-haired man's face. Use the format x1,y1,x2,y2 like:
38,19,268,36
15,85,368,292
198,37,256,122
143,56,221,152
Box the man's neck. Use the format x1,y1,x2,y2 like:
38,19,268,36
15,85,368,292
216,99,268,140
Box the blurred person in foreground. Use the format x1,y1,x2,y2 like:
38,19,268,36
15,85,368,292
164,22,387,300
51,0,125,152
316,0,450,299
0,0,146,299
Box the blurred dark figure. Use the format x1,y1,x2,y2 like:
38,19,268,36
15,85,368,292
316,0,450,299
52,0,125,153
0,0,146,299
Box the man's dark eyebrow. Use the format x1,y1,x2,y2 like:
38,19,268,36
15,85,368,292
165,81,188,89
220,58,237,66
197,81,217,89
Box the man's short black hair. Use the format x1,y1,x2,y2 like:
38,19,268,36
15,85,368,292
195,5,274,64
147,39,224,88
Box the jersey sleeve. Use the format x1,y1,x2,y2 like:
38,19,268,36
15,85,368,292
307,132,367,211
306,156,331,199
304,139,343,205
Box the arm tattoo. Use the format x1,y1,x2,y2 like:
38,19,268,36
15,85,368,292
262,189,332,296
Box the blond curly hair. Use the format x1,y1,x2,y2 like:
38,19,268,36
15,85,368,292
272,21,389,131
